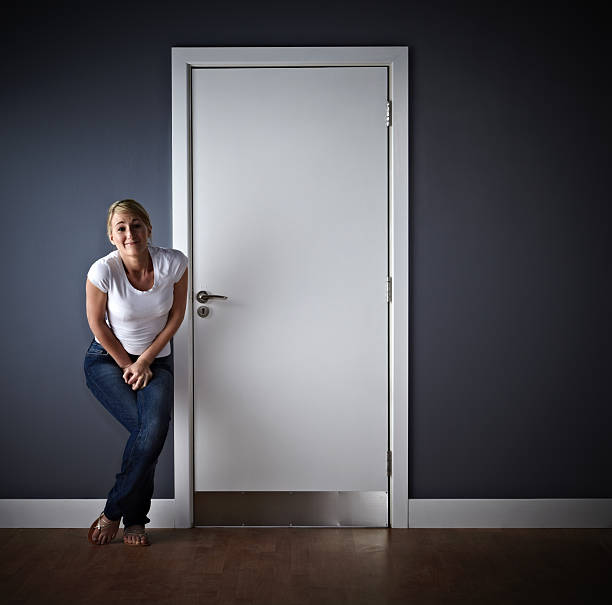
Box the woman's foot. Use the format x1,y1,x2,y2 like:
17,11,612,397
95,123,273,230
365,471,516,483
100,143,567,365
88,512,120,545
123,524,151,546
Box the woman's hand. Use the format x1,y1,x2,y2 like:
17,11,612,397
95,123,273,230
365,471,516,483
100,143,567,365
121,359,153,390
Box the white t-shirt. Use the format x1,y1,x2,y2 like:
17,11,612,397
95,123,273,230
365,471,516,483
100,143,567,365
87,245,188,357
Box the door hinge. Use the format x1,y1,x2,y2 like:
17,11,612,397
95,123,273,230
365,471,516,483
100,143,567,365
387,450,392,476
386,100,392,127
386,276,392,303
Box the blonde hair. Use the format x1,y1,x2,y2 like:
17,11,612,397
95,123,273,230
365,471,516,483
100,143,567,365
106,199,153,242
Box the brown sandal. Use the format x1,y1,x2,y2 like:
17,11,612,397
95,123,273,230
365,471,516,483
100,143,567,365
123,525,151,547
88,512,120,545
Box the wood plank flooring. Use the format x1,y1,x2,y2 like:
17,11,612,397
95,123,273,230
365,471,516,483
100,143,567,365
1,528,610,604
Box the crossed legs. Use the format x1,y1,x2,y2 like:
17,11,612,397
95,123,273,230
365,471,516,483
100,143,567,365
84,351,173,545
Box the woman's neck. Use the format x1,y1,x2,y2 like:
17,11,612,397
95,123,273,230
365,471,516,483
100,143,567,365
120,247,153,277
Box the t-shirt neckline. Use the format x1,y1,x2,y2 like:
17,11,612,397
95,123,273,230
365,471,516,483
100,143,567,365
119,245,156,294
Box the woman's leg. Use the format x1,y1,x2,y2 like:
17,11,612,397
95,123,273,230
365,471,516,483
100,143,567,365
84,349,139,543
84,345,173,542
104,364,173,528
84,354,139,436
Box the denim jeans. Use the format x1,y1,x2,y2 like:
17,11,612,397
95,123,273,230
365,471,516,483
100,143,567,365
83,338,173,527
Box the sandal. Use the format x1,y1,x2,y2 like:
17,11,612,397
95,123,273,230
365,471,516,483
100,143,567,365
88,512,120,545
123,525,151,547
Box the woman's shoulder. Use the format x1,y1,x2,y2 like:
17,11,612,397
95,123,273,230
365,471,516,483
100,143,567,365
87,250,121,292
150,245,187,260
150,245,188,282
150,245,188,268
88,249,121,271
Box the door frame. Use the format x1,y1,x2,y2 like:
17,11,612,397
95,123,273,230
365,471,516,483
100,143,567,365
171,46,409,528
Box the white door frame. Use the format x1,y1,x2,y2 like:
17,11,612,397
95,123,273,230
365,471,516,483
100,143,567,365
171,46,409,528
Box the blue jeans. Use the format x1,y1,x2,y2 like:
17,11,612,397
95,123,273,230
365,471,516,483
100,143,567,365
83,338,173,527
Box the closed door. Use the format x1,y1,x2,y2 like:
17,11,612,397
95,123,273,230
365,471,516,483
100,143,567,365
191,66,389,526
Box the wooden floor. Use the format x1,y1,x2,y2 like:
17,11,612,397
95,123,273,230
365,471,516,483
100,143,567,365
1,528,610,604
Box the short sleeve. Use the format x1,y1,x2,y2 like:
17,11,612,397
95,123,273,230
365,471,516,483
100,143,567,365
87,259,110,293
171,250,188,283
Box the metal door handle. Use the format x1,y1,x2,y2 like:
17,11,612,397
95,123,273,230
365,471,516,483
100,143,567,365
196,290,228,304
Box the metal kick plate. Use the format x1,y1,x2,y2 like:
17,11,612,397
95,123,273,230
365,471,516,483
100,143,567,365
194,491,388,527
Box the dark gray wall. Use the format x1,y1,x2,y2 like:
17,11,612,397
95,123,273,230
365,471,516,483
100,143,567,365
1,1,610,499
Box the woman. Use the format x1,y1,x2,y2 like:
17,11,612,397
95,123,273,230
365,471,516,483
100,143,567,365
84,199,188,546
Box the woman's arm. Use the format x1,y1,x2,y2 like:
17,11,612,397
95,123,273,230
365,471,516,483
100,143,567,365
137,266,189,365
85,278,133,370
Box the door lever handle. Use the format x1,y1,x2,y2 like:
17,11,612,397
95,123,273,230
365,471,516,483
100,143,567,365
196,290,228,304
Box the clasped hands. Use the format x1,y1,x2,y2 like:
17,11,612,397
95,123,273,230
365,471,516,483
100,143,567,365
121,358,153,390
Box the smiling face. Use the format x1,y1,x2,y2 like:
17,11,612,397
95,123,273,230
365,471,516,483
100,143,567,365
108,211,152,256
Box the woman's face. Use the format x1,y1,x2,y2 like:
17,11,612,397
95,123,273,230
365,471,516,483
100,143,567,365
109,212,151,257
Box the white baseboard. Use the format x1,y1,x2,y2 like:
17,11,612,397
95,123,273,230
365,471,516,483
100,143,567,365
409,499,612,528
1,499,610,528
0,499,176,528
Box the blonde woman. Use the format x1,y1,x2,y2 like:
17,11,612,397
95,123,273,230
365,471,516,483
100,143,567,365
84,200,188,546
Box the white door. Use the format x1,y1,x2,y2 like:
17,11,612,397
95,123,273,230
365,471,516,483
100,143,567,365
191,66,389,526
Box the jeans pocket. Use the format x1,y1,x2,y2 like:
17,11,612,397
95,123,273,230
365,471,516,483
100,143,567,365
87,341,109,356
